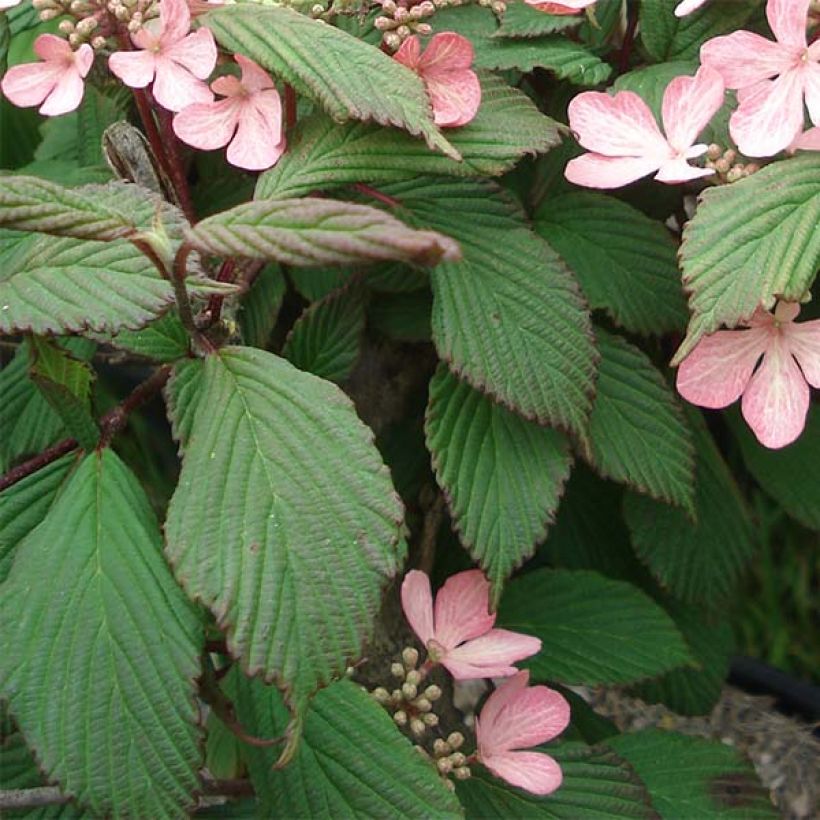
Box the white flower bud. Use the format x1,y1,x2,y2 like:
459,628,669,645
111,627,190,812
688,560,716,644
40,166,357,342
433,738,451,757
68,32,82,45
447,731,464,750
396,24,411,37
91,35,107,49
405,670,421,686
723,148,736,164
414,697,432,712
39,9,60,20
375,15,395,29
424,684,442,701
391,662,406,680
437,756,453,774
450,752,466,767
390,688,403,703
454,766,471,780
491,0,506,11
402,646,420,669
706,143,722,160
401,682,418,700
410,718,426,736
715,158,731,174
59,19,75,33
311,3,324,13
726,166,744,183
383,32,401,50
421,712,439,726
371,687,390,704
414,22,432,34
393,5,408,20
394,710,408,726
382,0,397,11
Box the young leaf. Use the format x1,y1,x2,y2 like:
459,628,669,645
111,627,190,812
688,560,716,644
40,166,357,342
239,264,286,350
164,347,404,735
498,569,692,684
256,74,563,200
282,283,367,383
606,731,776,818
674,155,820,362
382,178,597,436
534,192,687,336
204,5,457,158
425,365,572,605
623,408,756,606
583,330,695,512
456,742,653,818
233,675,462,818
186,198,460,267
0,450,203,817
103,312,191,362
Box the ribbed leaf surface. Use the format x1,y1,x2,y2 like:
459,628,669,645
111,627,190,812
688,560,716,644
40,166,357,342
256,74,562,200
495,2,581,37
381,178,597,435
186,197,460,267
534,192,687,335
234,675,462,818
674,155,820,362
0,450,202,817
239,264,286,349
204,5,456,157
499,569,692,684
425,366,571,604
164,346,404,724
103,312,190,362
584,330,694,512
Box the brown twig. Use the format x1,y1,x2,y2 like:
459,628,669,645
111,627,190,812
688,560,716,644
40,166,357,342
418,492,446,576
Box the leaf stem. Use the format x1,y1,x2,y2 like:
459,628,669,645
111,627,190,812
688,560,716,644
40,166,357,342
155,105,197,223
353,183,400,209
171,243,203,339
618,0,639,74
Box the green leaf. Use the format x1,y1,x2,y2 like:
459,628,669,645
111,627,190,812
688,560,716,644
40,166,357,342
282,283,366,382
164,347,404,732
233,675,463,818
186,197,460,267
584,330,695,512
640,0,754,62
728,404,820,531
499,569,692,684
0,450,202,817
674,155,820,362
289,266,351,302
534,191,687,335
456,742,653,818
434,5,611,84
623,407,756,605
607,730,776,818
256,74,562,200
29,336,98,451
425,365,571,604
103,312,191,362
0,453,78,584
381,178,597,435
204,4,457,158
495,1,582,38
239,264,286,349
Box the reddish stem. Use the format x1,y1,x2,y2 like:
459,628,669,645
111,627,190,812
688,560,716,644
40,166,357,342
618,0,639,74
156,105,197,223
206,259,237,326
353,183,400,209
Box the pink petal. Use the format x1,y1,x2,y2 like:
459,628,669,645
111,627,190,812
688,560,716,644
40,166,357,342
674,0,709,16
173,97,240,150
74,43,94,77
564,153,665,188
433,569,495,649
39,66,85,116
159,0,193,45
661,65,725,153
400,570,435,646
654,157,714,183
227,92,286,171
766,0,809,49
419,32,474,73
152,56,214,111
443,628,541,678
1,62,61,109
165,28,217,80
784,318,820,389
426,67,481,127
804,62,820,125
33,33,73,62
235,53,275,94
393,35,421,71
729,70,806,156
741,335,810,449
676,327,770,409
211,74,245,98
108,49,157,89
700,31,799,89
481,750,563,796
567,90,670,158
789,126,820,151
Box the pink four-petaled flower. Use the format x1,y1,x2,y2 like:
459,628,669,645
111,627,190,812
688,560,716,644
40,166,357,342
565,65,725,188
400,569,541,679
173,54,286,171
1,35,93,116
108,0,217,112
700,0,820,156
677,302,820,449
393,32,481,127
476,670,571,796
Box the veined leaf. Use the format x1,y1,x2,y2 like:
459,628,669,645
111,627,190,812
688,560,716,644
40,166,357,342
380,178,597,435
103,312,190,362
456,742,653,818
0,450,202,817
499,569,692,684
674,155,820,362
164,347,404,737
204,5,457,158
282,283,367,383
495,2,582,38
233,675,462,818
256,74,563,200
534,191,687,336
239,264,286,349
584,330,695,512
425,365,572,604
186,197,460,267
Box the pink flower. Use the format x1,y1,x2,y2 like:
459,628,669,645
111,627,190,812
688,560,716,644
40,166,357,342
790,125,820,151
564,65,725,188
674,0,709,15
1,35,93,116
108,0,217,112
475,670,570,796
525,0,595,14
677,302,820,449
173,54,286,171
393,33,480,128
400,569,541,680
700,0,820,156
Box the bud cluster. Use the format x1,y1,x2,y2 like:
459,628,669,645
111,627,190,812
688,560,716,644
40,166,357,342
375,0,436,51
704,143,760,184
416,732,472,790
32,0,155,49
